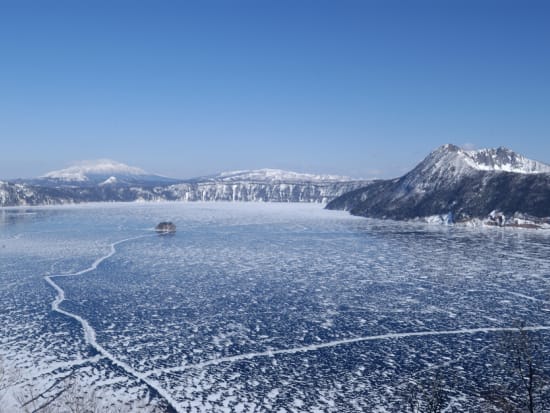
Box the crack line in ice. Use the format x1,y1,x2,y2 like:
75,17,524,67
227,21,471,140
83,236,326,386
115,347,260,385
148,325,550,377
44,234,184,413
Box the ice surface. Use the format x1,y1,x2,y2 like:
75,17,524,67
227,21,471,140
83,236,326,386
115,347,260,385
1,203,550,412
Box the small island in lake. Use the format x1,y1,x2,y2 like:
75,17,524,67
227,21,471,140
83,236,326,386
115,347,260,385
155,222,176,233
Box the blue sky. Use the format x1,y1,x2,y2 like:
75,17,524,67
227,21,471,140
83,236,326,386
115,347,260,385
1,0,549,179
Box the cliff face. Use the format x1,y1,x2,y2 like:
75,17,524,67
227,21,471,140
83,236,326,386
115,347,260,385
159,180,369,203
0,181,72,206
326,145,550,221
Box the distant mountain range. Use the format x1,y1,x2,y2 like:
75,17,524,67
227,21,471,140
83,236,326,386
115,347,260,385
0,161,368,206
20,159,181,187
2,145,550,227
326,144,550,225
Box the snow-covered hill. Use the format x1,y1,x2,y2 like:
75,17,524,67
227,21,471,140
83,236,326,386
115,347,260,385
327,144,550,222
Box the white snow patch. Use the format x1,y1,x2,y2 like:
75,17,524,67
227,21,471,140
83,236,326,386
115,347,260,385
99,176,118,185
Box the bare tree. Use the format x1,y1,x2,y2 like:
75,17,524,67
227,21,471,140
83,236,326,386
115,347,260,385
483,325,550,412
15,382,55,413
0,356,6,411
0,355,24,413
511,328,536,413
60,378,101,413
2,357,166,413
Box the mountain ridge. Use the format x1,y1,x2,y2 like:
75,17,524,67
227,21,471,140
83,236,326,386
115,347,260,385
209,169,352,183
326,144,550,223
1,163,369,206
421,144,550,176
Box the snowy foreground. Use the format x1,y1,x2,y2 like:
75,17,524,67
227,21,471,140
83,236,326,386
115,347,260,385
1,203,549,412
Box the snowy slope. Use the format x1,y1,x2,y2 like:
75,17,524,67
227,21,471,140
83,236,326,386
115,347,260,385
392,144,550,197
463,146,550,173
408,144,550,185
327,144,550,220
99,176,118,186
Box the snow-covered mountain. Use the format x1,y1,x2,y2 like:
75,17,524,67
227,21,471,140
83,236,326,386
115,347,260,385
413,144,550,180
36,159,180,186
327,144,550,221
386,144,550,198
42,159,148,182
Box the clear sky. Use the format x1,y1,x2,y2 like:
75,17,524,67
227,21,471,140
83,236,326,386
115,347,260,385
1,0,549,179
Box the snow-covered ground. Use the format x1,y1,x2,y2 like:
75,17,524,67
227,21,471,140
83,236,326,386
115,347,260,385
1,203,549,412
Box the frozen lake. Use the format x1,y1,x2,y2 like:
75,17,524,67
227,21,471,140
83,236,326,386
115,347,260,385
1,203,549,412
